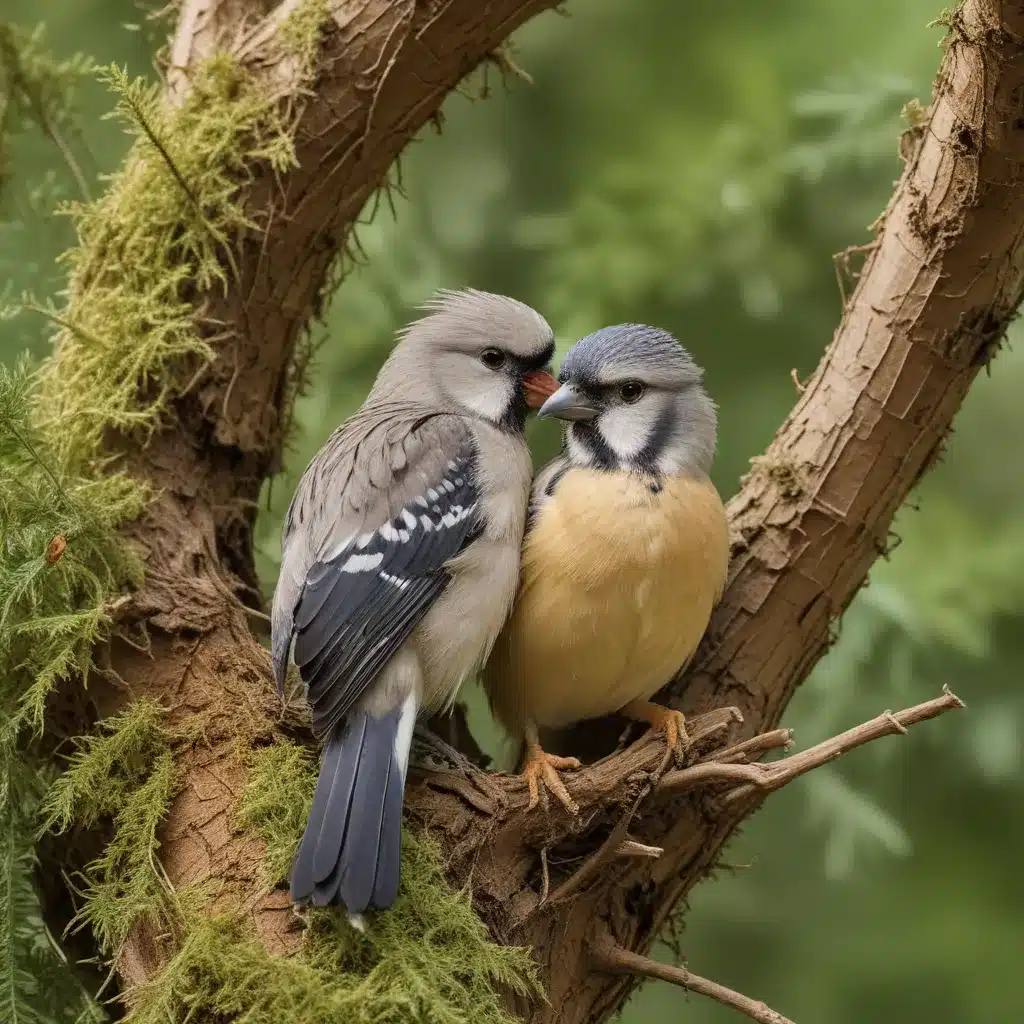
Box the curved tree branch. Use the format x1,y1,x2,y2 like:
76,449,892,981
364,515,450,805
105,0,562,989
72,0,1024,1019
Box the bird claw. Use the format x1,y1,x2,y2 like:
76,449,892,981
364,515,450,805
523,747,581,814
659,709,690,757
621,700,690,763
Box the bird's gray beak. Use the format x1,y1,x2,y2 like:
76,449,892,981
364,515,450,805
538,383,600,421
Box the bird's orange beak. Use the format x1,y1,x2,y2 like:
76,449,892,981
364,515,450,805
523,370,560,409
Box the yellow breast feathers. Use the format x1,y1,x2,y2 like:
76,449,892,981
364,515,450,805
484,467,729,736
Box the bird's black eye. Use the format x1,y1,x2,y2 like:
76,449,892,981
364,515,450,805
480,348,506,370
618,380,645,403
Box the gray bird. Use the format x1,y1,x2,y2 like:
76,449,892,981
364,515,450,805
271,289,557,920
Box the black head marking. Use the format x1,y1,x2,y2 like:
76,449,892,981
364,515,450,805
633,398,677,475
499,342,557,434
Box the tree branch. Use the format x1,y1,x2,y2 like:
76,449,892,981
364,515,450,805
93,0,563,990
591,926,795,1024
410,3,1024,1018
58,0,1024,1019
658,687,966,801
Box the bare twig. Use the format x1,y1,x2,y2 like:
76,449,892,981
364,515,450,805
658,761,772,794
615,838,663,859
722,688,964,805
592,928,795,1024
712,729,794,764
549,744,674,904
548,792,647,904
657,690,962,801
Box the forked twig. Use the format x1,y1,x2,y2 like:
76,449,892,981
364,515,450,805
722,687,964,805
657,688,964,801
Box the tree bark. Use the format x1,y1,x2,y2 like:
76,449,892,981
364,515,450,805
75,0,1024,1019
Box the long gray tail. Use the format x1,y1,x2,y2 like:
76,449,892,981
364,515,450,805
290,705,410,913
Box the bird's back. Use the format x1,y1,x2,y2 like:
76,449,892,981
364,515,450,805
483,466,729,735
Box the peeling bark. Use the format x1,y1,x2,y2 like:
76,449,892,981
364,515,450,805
78,0,1024,1020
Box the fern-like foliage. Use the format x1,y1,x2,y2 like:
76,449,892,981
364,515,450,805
0,358,141,1023
0,753,103,1024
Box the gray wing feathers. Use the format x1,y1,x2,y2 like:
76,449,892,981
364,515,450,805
271,411,482,737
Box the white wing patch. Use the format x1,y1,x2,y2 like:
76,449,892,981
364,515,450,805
342,552,385,573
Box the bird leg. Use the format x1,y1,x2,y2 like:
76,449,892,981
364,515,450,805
619,699,690,758
520,720,581,814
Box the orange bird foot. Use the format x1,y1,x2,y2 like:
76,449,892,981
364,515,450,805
620,699,690,759
521,745,581,814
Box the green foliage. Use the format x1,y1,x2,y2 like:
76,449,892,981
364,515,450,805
1,761,103,1024
37,57,295,461
233,739,540,1024
3,0,1024,1022
236,739,316,890
0,359,144,740
0,357,144,1019
0,21,92,202
134,743,540,1024
41,700,179,954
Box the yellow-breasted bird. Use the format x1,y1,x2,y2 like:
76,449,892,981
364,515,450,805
482,324,729,813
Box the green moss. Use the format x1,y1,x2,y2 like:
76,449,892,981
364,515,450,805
39,698,168,832
40,700,179,952
73,749,179,953
237,738,317,890
301,831,542,1023
131,745,541,1024
3,34,534,1024
231,738,543,1023
279,0,332,69
3,46,300,754
36,58,295,462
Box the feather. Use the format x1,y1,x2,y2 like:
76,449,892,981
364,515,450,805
290,699,415,912
484,469,729,735
287,430,482,740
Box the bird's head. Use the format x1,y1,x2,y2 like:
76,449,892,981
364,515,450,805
540,324,717,477
378,288,558,432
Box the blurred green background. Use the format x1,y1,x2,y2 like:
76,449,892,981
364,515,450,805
3,1,1022,1021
